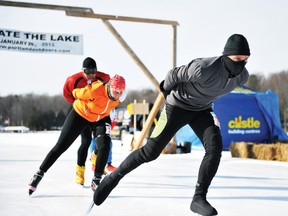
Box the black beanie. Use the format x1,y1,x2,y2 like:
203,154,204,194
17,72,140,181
82,57,97,69
222,34,250,56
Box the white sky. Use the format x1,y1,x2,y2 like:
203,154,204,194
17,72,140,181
1,0,288,96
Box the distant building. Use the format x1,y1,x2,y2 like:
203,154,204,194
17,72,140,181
1,126,30,133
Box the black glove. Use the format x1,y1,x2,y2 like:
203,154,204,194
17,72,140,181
159,80,169,99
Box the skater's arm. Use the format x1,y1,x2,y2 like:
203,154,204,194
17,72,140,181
72,85,92,100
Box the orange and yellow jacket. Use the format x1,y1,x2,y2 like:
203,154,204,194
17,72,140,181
63,71,110,104
72,81,120,122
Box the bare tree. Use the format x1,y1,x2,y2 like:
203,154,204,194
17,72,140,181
246,74,265,91
1,73,288,130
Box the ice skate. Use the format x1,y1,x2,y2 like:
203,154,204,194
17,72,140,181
91,176,101,191
190,195,218,216
93,172,123,206
28,170,44,195
75,165,85,185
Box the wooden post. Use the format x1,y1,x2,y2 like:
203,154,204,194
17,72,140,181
101,19,159,89
132,25,177,150
132,93,164,150
142,99,146,127
171,25,177,68
133,99,137,141
0,1,178,147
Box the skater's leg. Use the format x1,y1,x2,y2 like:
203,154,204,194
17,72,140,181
93,104,188,205
76,127,92,185
93,133,111,176
77,127,92,167
91,117,112,190
189,110,222,215
106,141,117,173
40,110,87,172
29,109,87,195
107,140,113,164
93,138,166,206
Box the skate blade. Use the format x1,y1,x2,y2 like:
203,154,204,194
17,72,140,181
28,186,36,196
196,214,217,216
85,200,94,215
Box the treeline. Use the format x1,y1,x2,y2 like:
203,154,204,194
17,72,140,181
1,71,288,131
0,89,158,131
245,71,288,123
0,94,70,131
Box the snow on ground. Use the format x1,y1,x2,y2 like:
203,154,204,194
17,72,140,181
0,131,288,216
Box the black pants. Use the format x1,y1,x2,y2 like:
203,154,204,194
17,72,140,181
39,109,111,177
116,103,222,192
77,127,92,167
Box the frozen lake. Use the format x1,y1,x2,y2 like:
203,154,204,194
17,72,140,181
0,131,288,216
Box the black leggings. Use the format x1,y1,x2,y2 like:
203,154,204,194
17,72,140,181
40,109,111,177
77,127,92,167
116,103,223,191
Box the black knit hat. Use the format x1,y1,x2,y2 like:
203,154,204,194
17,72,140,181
222,34,250,56
82,57,97,69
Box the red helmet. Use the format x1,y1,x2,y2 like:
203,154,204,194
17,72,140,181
110,74,126,92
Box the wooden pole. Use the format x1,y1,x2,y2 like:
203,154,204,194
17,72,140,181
0,1,178,149
132,93,164,150
0,1,179,26
66,11,179,26
171,25,177,68
142,100,146,127
101,19,160,89
132,25,177,150
133,99,137,141
0,1,93,12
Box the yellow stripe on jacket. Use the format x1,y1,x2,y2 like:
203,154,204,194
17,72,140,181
72,81,120,122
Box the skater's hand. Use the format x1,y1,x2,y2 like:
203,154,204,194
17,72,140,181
159,80,169,99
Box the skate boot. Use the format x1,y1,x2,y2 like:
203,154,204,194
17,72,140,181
90,152,97,172
93,171,123,206
190,183,217,216
106,163,117,173
91,175,102,191
190,194,217,216
75,165,85,185
28,170,45,195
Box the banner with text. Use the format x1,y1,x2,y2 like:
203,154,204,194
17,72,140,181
0,28,83,55
213,87,288,150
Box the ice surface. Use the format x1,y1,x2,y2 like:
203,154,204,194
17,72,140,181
0,131,287,216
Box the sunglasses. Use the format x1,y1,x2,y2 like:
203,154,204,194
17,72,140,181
114,89,123,94
83,68,97,75
110,86,123,95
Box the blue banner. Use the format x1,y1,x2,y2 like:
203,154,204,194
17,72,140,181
213,92,270,149
176,87,288,151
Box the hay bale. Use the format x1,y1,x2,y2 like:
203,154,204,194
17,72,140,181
230,142,253,158
230,142,288,162
252,144,277,161
276,143,288,161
